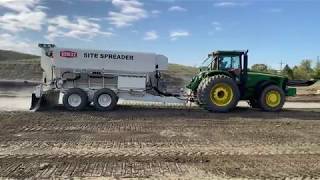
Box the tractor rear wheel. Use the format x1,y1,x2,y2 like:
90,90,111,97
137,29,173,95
197,77,210,105
200,75,240,112
258,85,285,112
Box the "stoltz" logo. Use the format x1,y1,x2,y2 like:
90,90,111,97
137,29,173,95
60,51,77,58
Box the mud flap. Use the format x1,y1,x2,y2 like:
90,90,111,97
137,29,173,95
30,91,60,111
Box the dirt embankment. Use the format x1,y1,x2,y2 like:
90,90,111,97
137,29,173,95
0,63,42,81
0,107,320,179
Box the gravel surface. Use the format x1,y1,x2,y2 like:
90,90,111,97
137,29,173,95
0,106,320,179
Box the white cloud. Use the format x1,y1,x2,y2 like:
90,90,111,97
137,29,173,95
0,33,38,54
88,17,103,21
151,10,161,15
0,0,41,12
143,30,158,40
170,30,190,41
0,11,46,32
267,8,283,13
214,1,247,7
107,0,147,28
131,30,139,34
215,26,222,31
46,16,113,41
212,21,220,26
168,6,187,12
211,21,222,31
0,0,46,32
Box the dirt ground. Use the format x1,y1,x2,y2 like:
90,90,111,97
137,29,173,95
0,106,320,179
287,94,320,102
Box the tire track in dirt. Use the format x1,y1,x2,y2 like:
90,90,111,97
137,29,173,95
1,110,320,178
1,154,320,179
2,118,320,144
0,158,194,179
1,141,320,158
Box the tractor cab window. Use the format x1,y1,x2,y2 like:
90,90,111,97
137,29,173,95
200,56,212,71
219,56,241,70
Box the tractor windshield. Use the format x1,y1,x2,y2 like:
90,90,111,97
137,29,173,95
218,55,241,70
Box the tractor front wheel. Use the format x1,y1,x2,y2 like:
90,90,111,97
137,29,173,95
259,85,285,112
200,75,240,113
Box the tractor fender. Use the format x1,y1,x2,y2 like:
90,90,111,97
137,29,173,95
191,71,234,92
206,71,234,79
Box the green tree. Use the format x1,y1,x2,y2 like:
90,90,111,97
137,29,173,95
282,64,294,79
292,60,314,80
251,64,268,72
251,64,278,74
267,66,278,74
313,59,320,79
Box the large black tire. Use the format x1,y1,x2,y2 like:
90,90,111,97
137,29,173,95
258,85,285,112
197,77,210,105
63,88,88,111
200,75,240,113
93,88,118,111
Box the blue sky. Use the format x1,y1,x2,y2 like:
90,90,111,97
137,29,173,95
0,0,319,68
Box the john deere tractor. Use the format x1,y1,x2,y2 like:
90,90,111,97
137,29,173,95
187,50,297,112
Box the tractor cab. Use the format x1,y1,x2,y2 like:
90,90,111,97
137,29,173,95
201,50,248,83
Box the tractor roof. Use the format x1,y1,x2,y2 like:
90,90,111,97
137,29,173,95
212,50,247,56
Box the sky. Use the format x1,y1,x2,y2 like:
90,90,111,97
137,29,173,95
0,0,319,69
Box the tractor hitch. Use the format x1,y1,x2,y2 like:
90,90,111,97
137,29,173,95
287,80,318,87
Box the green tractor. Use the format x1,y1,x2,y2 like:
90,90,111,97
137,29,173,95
187,50,297,112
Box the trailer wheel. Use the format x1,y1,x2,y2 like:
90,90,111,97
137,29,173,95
259,85,285,112
63,88,88,111
93,88,118,111
201,75,240,113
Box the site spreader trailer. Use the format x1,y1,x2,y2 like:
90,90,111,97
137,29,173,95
31,44,315,112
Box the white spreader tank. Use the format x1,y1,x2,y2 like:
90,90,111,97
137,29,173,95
31,44,184,111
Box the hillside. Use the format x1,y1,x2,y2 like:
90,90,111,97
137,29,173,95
163,63,198,92
0,50,39,62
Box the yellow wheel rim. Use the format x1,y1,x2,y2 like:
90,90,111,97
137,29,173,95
210,83,234,106
266,90,281,107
